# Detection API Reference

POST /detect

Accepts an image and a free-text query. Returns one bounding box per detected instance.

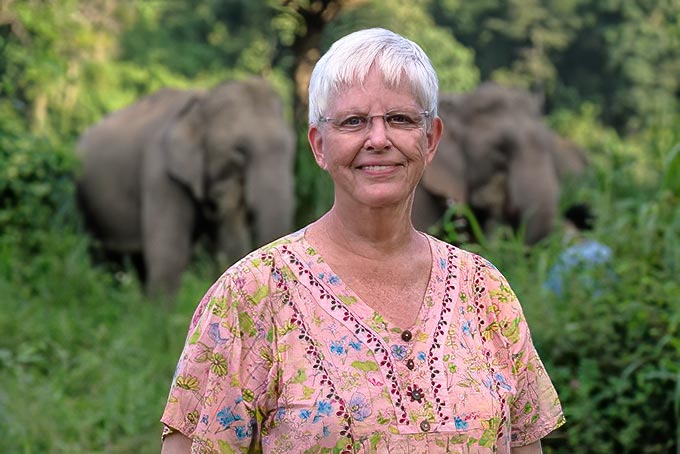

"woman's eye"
[342,116,365,127]
[387,114,413,125]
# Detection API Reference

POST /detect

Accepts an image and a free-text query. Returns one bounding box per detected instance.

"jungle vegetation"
[1,0,679,452]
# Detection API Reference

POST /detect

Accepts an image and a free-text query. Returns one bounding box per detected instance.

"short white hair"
[308,28,439,126]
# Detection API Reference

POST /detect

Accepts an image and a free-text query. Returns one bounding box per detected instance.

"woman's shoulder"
[187,230,307,329]
[422,233,499,271]
[224,228,307,274]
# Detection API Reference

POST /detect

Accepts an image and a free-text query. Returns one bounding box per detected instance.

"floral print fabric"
[161,228,565,453]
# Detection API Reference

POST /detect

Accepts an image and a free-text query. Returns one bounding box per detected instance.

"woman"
[161,28,565,454]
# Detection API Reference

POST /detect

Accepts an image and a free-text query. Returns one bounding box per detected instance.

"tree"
[430,0,680,133]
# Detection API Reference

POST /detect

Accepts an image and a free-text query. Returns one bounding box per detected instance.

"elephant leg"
[142,179,197,299]
[215,203,252,267]
[207,177,254,266]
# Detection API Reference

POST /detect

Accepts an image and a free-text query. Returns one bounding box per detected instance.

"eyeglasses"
[319,110,431,133]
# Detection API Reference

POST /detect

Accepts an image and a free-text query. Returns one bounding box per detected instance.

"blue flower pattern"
[330,336,347,355]
[312,399,333,423]
[454,416,469,430]
[234,422,253,439]
[349,340,361,351]
[349,392,372,421]
[217,406,242,429]
[391,344,407,360]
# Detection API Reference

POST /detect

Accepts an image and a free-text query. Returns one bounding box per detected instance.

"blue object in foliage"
[545,240,613,297]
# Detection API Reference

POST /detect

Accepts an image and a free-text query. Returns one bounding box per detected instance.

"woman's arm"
[511,440,543,454]
[161,432,192,454]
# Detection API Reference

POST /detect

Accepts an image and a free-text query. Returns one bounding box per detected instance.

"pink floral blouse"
[161,229,565,453]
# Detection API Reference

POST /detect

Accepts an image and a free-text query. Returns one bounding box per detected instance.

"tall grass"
[0,229,216,453]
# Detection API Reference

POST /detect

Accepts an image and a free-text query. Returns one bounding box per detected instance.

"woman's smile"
[309,67,440,209]
[355,162,403,173]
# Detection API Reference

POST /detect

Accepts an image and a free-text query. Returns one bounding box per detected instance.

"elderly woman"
[161,28,564,454]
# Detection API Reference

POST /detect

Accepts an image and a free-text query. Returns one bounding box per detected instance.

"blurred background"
[0,0,678,452]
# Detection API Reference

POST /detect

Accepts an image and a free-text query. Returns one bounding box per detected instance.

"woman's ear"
[425,116,444,165]
[308,125,328,170]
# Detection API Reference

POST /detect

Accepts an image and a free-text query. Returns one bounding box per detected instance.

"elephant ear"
[550,134,588,181]
[421,148,467,203]
[163,95,207,201]
[421,98,467,203]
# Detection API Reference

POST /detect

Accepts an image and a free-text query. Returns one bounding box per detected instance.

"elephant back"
[76,88,199,160]
[201,78,286,126]
[456,82,543,120]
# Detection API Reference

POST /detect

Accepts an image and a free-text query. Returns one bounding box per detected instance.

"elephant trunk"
[506,148,560,245]
[208,176,253,265]
[244,134,296,247]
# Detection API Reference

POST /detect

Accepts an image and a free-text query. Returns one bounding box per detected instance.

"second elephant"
[76,78,296,296]
[413,82,587,245]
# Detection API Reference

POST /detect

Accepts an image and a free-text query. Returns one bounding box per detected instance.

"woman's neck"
[311,204,421,261]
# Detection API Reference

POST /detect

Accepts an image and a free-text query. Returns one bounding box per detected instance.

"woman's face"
[308,67,442,211]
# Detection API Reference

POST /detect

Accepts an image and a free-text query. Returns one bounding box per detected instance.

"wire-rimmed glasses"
[319,110,431,133]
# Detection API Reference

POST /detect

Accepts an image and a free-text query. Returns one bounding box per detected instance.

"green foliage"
[0,132,78,242]
[120,1,278,78]
[431,0,680,133]
[1,0,129,137]
[0,0,679,451]
[0,229,209,453]
[663,142,680,197]
[442,115,680,452]
[325,0,480,94]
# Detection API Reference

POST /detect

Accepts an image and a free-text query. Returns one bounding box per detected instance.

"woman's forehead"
[326,72,419,111]
[336,65,414,93]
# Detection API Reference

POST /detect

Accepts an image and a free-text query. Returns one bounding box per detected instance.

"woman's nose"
[364,116,391,151]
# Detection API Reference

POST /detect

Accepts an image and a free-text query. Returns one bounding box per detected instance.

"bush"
[439,117,680,452]
[0,132,79,242]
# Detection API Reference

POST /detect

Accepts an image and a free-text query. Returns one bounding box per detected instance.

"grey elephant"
[413,82,587,245]
[76,78,296,296]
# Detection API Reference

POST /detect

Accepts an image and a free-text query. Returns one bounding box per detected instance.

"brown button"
[406,359,415,370]
[401,330,413,342]
[419,420,431,432]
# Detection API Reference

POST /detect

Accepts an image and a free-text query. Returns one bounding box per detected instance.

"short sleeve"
[161,255,278,452]
[480,258,566,446]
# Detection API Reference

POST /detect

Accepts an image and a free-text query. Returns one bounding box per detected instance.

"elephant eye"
[495,137,514,156]
[231,143,248,167]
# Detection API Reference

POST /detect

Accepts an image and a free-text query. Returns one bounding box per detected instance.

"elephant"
[413,82,588,245]
[76,77,296,296]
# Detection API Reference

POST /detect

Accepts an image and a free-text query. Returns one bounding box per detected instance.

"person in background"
[160,27,565,454]
[545,203,614,297]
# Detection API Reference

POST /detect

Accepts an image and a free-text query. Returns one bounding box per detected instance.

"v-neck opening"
[298,226,444,335]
